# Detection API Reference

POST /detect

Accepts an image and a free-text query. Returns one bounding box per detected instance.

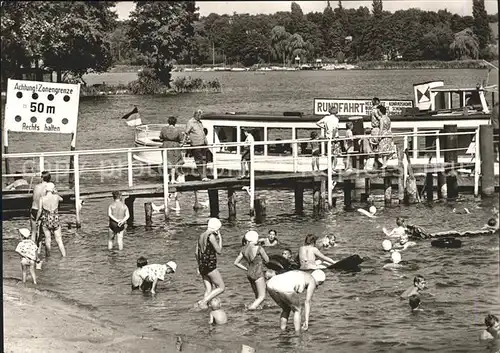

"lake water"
[2,69,499,352]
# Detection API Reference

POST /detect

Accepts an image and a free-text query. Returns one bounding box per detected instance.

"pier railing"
[2,129,483,219]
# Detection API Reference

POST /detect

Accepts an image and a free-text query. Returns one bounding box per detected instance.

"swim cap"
[369,206,376,215]
[207,218,221,231]
[311,270,326,285]
[244,230,259,243]
[391,251,402,264]
[166,261,177,273]
[18,228,31,238]
[382,239,392,251]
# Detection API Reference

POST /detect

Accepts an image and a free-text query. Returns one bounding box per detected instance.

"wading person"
[298,234,336,270]
[195,218,225,309]
[15,228,41,284]
[137,261,177,295]
[266,269,326,333]
[108,191,130,251]
[234,230,270,310]
[36,182,66,257]
[184,109,209,181]
[160,116,184,183]
[30,171,51,242]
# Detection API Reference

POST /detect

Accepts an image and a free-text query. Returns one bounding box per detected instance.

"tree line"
[1,1,497,89]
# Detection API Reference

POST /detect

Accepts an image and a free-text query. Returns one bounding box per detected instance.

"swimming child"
[383,251,403,270]
[409,294,423,311]
[480,314,500,341]
[401,275,426,298]
[131,256,148,290]
[15,228,41,284]
[209,297,228,325]
[393,233,417,251]
[383,217,407,238]
[259,229,279,247]
[298,234,336,270]
[282,248,300,270]
[138,261,177,294]
[108,191,130,250]
[310,131,320,171]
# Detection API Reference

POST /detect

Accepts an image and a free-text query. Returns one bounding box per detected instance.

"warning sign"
[4,79,80,134]
[313,98,414,116]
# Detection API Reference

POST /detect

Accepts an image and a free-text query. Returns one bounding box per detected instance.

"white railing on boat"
[2,130,482,221]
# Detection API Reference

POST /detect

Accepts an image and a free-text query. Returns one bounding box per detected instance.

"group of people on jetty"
[12,169,499,345]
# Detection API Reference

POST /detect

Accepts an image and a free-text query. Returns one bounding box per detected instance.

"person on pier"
[159,116,185,184]
[317,106,340,171]
[234,231,270,310]
[30,171,51,242]
[36,182,66,257]
[370,97,382,128]
[238,128,254,179]
[107,191,130,251]
[195,218,225,309]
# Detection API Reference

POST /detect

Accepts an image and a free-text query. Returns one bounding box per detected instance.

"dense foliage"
[112,0,497,66]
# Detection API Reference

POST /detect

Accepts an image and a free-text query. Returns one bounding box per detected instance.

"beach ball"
[382,239,392,251]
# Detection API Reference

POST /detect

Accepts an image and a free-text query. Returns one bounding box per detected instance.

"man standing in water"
[30,171,51,242]
[184,109,209,181]
[108,191,130,251]
[266,269,326,333]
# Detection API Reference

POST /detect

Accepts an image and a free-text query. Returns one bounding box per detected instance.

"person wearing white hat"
[383,250,403,270]
[266,269,326,332]
[195,218,225,309]
[15,228,41,284]
[234,230,270,310]
[36,181,65,257]
[138,261,177,294]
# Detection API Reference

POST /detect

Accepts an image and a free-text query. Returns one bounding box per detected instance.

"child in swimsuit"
[131,256,148,290]
[234,230,270,310]
[383,217,407,238]
[298,234,336,270]
[15,228,41,284]
[259,229,279,247]
[401,275,426,298]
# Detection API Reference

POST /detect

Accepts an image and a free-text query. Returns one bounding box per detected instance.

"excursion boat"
[133,81,499,175]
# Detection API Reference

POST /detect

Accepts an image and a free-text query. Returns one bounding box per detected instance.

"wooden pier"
[2,125,498,226]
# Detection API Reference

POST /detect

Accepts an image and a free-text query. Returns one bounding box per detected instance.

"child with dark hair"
[260,229,279,247]
[310,131,320,171]
[408,294,422,311]
[131,256,148,290]
[108,191,130,251]
[481,314,500,341]
[298,234,336,270]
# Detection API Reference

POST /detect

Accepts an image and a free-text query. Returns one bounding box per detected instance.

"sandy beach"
[3,281,228,353]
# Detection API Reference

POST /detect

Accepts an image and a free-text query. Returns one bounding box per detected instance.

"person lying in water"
[320,234,337,249]
[401,275,426,299]
[298,234,336,270]
[282,248,300,270]
[393,234,417,251]
[266,268,326,333]
[482,207,499,231]
[383,251,403,270]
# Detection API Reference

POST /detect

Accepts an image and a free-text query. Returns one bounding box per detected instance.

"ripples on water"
[2,70,499,352]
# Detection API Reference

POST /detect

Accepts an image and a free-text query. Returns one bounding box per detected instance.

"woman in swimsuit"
[298,234,335,270]
[36,182,66,257]
[234,230,270,310]
[195,218,225,309]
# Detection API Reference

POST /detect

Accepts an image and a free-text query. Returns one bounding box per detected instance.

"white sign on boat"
[313,98,414,116]
[4,79,80,134]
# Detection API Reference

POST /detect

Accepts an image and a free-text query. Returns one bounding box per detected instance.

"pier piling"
[294,183,304,215]
[228,188,237,221]
[144,202,153,229]
[444,125,459,201]
[313,181,325,217]
[193,191,203,211]
[343,180,354,211]
[208,189,220,218]
[125,196,135,227]
[254,198,267,224]
[479,125,495,196]
[361,178,371,203]
[437,172,446,199]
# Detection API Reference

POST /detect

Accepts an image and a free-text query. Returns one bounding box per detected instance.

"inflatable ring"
[266,254,292,272]
[431,237,462,248]
[328,254,364,271]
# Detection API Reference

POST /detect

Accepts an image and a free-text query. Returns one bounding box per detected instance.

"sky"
[114,1,498,20]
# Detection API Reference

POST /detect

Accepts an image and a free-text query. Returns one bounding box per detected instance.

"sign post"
[4,78,81,182]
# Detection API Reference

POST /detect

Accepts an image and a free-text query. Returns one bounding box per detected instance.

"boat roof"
[431,86,486,92]
[201,112,320,122]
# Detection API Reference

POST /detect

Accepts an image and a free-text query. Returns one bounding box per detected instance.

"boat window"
[214,126,237,153]
[241,127,264,155]
[267,128,293,155]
